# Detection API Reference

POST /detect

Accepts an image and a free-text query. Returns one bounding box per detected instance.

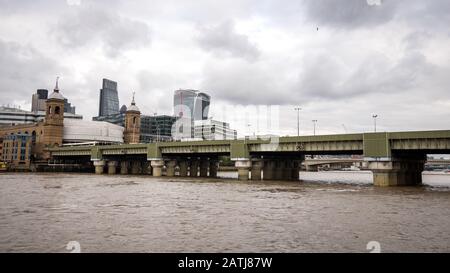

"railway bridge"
[49,130,450,186]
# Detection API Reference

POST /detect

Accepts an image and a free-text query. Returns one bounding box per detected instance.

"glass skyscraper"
[173,89,210,121]
[173,89,211,139]
[98,79,119,117]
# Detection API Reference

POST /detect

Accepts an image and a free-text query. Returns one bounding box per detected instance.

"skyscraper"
[173,89,211,139]
[173,89,210,121]
[31,89,48,112]
[98,79,119,117]
[31,89,77,114]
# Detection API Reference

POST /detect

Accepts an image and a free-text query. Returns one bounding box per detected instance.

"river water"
[0,171,449,253]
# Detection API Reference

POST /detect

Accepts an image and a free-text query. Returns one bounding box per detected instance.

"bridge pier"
[263,160,275,180]
[179,160,188,176]
[367,156,425,186]
[235,159,251,181]
[166,160,177,177]
[283,160,293,180]
[200,159,209,177]
[291,160,300,181]
[131,161,141,175]
[209,159,218,177]
[274,160,284,180]
[150,159,164,177]
[251,158,263,180]
[190,159,199,177]
[107,161,117,175]
[120,161,129,175]
[142,161,152,175]
[93,160,105,174]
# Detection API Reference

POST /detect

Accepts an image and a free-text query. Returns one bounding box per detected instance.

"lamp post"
[312,120,318,136]
[372,114,378,132]
[294,107,302,136]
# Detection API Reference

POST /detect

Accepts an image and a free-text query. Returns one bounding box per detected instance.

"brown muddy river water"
[0,171,449,252]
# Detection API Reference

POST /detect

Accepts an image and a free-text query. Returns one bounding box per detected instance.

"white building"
[0,106,82,127]
[63,119,124,144]
[193,119,237,140]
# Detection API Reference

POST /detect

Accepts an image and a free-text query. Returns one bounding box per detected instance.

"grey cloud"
[200,59,293,105]
[53,5,151,57]
[297,49,437,101]
[0,39,64,104]
[301,0,398,28]
[197,21,260,62]
[301,0,450,30]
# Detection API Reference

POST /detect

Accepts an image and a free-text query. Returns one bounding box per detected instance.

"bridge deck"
[49,130,450,159]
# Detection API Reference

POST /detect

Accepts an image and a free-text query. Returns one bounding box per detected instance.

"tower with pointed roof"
[123,92,141,144]
[42,77,65,148]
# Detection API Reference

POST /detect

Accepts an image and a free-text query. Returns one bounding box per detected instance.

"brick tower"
[123,92,141,144]
[42,77,65,148]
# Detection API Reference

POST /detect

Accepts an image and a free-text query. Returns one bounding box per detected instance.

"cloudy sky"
[0,0,449,136]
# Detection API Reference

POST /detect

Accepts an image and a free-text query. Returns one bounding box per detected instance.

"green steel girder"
[147,143,162,159]
[230,141,249,159]
[47,130,450,160]
[91,147,102,160]
[363,133,391,158]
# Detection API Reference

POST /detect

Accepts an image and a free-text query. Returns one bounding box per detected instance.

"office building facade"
[31,89,48,112]
[0,106,82,128]
[173,89,210,121]
[98,79,120,117]
[93,113,176,143]
[32,89,77,114]
[193,119,237,140]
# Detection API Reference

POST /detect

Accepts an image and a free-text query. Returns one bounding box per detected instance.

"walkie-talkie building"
[98,79,120,117]
[173,89,210,121]
[173,89,211,139]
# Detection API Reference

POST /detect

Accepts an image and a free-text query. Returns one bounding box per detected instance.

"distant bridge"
[49,130,450,186]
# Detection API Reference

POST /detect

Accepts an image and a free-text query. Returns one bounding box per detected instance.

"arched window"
[133,116,137,124]
[48,106,52,114]
[55,106,60,115]
[32,131,37,144]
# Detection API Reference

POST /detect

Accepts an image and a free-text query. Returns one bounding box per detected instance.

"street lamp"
[372,114,378,132]
[312,120,318,136]
[294,107,302,136]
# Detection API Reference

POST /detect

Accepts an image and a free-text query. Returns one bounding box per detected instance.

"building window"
[55,106,60,115]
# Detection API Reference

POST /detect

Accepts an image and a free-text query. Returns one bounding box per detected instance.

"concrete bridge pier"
[235,159,251,181]
[209,159,218,178]
[251,158,264,180]
[178,160,188,176]
[166,160,177,177]
[150,159,164,177]
[367,156,425,186]
[283,160,293,180]
[142,161,152,175]
[120,161,129,175]
[190,159,199,177]
[200,159,209,177]
[107,161,118,175]
[93,160,105,174]
[263,160,276,180]
[291,160,301,181]
[131,161,141,174]
[274,160,284,180]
